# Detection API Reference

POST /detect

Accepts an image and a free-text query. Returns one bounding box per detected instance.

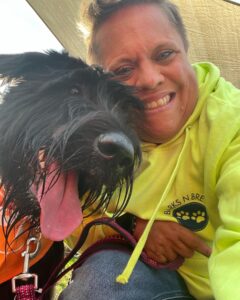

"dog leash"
[11,218,184,299]
[39,217,184,298]
[11,237,42,300]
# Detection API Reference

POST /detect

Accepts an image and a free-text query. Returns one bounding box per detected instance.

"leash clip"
[12,237,40,293]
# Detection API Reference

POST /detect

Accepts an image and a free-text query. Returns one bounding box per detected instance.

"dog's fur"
[0,51,143,299]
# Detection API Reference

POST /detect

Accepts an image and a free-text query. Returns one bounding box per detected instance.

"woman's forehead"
[93,4,184,65]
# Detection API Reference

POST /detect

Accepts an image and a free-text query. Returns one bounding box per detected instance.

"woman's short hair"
[79,0,189,62]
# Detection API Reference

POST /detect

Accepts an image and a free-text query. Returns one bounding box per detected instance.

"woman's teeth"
[144,94,171,109]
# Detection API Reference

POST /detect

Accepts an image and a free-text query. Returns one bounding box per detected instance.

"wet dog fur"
[0,51,143,299]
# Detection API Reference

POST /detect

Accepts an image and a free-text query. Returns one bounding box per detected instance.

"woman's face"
[93,4,198,143]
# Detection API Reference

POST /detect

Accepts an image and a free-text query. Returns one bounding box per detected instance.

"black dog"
[0,51,143,299]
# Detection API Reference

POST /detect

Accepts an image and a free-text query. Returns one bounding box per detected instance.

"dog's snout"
[95,132,135,166]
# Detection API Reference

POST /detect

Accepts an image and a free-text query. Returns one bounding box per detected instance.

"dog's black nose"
[95,132,135,167]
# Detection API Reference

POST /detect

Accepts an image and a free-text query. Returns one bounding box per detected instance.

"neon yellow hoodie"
[68,62,240,300]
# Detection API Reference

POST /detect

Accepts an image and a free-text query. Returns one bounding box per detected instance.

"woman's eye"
[155,50,174,62]
[112,65,133,79]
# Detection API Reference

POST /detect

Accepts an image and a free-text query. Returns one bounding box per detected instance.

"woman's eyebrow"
[152,42,176,51]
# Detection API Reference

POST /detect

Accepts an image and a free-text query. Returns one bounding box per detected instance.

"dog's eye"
[70,88,79,95]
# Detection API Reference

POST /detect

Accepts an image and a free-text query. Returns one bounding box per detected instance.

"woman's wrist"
[133,217,147,240]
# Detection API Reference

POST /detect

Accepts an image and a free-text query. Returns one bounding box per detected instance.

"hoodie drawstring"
[116,127,191,284]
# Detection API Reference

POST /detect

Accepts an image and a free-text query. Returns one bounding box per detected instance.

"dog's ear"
[0,52,50,80]
[0,50,88,81]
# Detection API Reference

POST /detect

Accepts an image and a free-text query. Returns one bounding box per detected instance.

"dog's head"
[0,51,143,241]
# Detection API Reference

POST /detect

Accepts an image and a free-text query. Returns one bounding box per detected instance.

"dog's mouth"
[35,162,83,241]
[33,131,140,241]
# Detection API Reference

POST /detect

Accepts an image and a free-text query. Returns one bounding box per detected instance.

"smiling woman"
[57,1,240,300]
[90,3,198,144]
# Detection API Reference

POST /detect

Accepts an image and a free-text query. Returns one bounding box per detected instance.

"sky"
[0,0,63,54]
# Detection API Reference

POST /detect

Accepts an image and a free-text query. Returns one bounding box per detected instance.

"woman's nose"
[135,62,164,90]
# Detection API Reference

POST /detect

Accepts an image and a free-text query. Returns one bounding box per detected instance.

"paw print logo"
[173,203,208,231]
[175,211,190,221]
[191,211,206,223]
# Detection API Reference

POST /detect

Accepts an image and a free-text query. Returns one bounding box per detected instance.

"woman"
[60,0,240,299]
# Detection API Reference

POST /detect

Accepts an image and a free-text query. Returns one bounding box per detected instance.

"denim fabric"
[58,250,195,300]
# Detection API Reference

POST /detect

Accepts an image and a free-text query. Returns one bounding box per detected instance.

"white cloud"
[0,0,63,54]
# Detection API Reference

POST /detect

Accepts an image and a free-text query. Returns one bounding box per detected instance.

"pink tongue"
[37,163,83,241]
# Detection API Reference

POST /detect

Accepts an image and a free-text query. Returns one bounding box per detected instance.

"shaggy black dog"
[0,51,143,299]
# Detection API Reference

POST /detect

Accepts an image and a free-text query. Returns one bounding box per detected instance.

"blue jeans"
[59,250,195,300]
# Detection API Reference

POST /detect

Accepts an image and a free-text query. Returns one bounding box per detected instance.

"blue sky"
[0,0,63,54]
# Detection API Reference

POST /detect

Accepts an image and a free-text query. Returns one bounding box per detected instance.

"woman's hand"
[134,218,212,263]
